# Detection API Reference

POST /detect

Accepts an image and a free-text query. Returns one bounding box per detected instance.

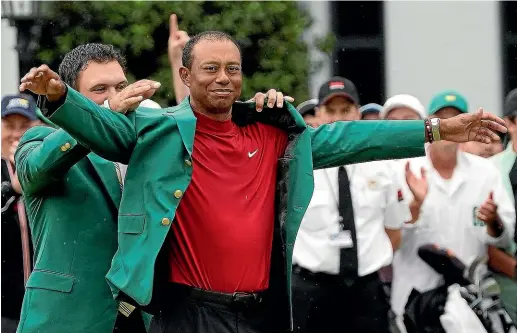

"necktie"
[338,166,358,278]
[510,158,517,254]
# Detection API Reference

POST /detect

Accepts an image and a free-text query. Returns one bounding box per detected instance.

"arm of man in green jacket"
[309,120,425,169]
[15,126,91,195]
[39,85,137,164]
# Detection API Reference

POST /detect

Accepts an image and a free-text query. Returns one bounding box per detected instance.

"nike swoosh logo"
[248,149,258,158]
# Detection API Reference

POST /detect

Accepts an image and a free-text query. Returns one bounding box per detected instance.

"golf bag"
[403,244,516,333]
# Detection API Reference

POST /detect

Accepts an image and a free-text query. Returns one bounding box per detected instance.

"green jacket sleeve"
[15,126,90,195]
[45,86,137,164]
[310,120,426,169]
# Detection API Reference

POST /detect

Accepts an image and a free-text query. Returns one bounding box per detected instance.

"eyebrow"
[89,80,128,91]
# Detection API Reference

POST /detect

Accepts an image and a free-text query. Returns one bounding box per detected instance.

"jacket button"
[64,142,71,149]
[174,190,183,199]
[184,159,192,167]
[161,218,170,226]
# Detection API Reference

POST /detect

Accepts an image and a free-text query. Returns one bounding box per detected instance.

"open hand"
[250,89,294,112]
[405,161,428,203]
[440,108,507,144]
[168,14,190,62]
[108,80,161,113]
[19,65,66,101]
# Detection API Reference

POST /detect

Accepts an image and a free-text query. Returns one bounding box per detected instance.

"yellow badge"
[445,95,456,102]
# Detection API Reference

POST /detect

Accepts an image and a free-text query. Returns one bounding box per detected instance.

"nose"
[106,87,118,100]
[215,69,230,85]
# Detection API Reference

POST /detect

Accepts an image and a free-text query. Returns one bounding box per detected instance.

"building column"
[384,1,502,114]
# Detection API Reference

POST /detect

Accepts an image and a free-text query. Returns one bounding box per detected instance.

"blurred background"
[1,1,517,114]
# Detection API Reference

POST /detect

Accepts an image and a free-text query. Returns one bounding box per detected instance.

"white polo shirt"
[390,151,516,316]
[293,160,406,277]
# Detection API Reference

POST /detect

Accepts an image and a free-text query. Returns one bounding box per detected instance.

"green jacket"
[14,126,122,333]
[45,86,426,330]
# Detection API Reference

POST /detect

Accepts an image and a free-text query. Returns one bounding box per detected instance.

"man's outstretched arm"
[310,109,507,170]
[19,65,159,164]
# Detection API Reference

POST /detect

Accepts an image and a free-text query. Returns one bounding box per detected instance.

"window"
[501,1,517,95]
[330,1,385,104]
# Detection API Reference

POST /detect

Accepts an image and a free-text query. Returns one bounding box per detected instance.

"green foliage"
[36,1,321,106]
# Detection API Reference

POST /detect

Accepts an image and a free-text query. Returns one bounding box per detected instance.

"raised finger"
[481,201,497,212]
[276,92,284,108]
[129,85,153,98]
[254,93,266,111]
[266,89,277,108]
[170,14,178,36]
[284,96,295,103]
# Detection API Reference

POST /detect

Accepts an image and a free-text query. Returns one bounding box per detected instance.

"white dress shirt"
[293,160,406,277]
[390,151,516,316]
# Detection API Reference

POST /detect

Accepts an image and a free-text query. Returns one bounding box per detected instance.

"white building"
[304,1,516,116]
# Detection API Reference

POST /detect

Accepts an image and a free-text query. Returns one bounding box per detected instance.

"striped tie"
[113,163,123,191]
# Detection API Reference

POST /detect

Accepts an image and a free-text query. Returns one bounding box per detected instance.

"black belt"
[170,283,266,308]
[293,265,378,286]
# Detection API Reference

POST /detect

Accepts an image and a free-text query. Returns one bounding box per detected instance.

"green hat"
[428,90,468,115]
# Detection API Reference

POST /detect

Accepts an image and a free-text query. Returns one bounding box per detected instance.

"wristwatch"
[430,118,441,142]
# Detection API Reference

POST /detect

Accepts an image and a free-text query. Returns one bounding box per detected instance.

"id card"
[329,230,354,248]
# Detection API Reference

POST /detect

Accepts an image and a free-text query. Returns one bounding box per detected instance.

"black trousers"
[148,285,276,333]
[292,267,390,333]
[113,308,148,333]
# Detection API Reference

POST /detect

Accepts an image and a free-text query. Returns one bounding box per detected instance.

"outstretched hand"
[19,65,66,101]
[440,108,507,144]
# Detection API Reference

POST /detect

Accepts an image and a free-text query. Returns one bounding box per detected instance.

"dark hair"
[58,43,127,89]
[182,31,241,69]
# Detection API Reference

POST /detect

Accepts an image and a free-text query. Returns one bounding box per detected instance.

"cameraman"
[1,94,39,333]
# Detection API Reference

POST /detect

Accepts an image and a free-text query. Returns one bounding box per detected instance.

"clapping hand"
[405,161,428,224]
[405,161,428,203]
[476,192,498,225]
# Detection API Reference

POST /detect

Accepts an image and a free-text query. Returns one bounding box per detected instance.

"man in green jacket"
[20,31,507,333]
[13,43,162,333]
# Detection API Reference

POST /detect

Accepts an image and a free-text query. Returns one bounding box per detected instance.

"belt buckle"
[232,292,261,306]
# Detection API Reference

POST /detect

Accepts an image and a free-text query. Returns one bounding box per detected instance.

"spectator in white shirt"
[292,77,406,333]
[389,91,515,324]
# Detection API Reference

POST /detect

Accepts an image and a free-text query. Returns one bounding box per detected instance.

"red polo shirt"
[169,111,288,293]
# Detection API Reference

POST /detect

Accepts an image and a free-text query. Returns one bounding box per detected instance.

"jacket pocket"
[26,269,74,293]
[118,214,145,234]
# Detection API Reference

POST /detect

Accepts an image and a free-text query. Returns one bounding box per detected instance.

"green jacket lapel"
[87,154,122,209]
[164,98,196,157]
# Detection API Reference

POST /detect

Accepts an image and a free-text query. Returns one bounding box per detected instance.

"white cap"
[380,94,425,119]
[139,99,161,109]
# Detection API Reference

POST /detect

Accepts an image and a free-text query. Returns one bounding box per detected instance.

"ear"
[179,66,191,88]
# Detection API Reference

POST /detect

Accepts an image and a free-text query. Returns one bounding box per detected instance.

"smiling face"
[76,60,128,105]
[180,39,242,114]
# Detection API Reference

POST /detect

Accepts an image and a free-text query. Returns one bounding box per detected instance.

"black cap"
[2,94,38,120]
[504,88,517,118]
[318,76,359,106]
[296,99,318,117]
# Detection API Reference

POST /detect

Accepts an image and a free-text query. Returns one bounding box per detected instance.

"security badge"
[329,216,354,248]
